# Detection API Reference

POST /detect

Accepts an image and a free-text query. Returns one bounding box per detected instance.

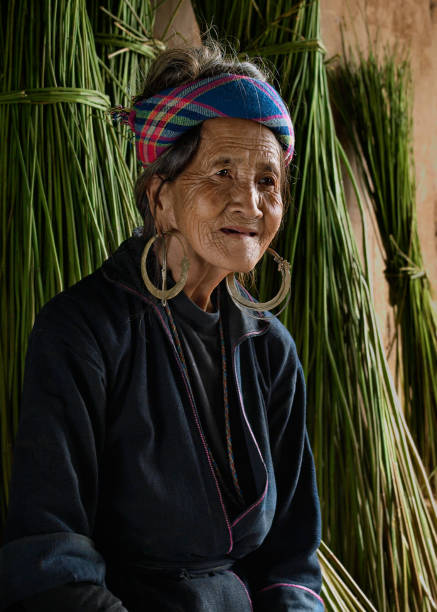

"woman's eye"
[259,176,276,187]
[216,168,231,177]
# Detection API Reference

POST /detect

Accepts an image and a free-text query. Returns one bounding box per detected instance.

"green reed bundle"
[0,0,158,523]
[193,1,437,609]
[330,46,437,490]
[88,0,163,176]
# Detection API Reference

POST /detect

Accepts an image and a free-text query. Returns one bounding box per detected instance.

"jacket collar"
[102,234,270,340]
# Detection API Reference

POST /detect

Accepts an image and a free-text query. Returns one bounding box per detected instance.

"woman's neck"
[154,240,229,312]
[182,268,226,312]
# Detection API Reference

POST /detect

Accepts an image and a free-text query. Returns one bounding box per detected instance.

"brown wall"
[154,0,201,47]
[321,0,437,357]
[154,1,437,360]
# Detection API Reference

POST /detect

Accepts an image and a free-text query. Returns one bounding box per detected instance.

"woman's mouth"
[220,226,257,237]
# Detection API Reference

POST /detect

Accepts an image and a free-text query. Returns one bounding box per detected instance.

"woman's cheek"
[179,181,223,214]
[263,193,283,220]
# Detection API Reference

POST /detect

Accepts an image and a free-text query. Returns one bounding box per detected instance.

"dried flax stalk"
[0,0,158,522]
[330,46,437,491]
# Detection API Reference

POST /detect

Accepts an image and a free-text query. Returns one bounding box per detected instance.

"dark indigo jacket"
[0,236,323,611]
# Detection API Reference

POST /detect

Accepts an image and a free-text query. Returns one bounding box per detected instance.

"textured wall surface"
[322,0,437,355]
[154,0,201,47]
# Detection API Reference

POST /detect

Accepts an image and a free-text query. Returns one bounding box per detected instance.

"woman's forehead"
[197,118,282,166]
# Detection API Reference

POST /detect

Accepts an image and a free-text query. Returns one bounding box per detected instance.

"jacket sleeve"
[20,582,126,611]
[236,334,324,611]
[0,297,127,611]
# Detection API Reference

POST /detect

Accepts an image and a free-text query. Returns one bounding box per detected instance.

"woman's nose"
[227,182,263,218]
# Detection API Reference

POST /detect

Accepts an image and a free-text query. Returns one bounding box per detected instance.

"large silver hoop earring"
[141,231,190,306]
[226,248,291,319]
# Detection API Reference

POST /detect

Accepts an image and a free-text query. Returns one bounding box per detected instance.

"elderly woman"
[0,45,323,611]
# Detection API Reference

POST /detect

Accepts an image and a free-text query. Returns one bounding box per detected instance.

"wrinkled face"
[155,117,284,275]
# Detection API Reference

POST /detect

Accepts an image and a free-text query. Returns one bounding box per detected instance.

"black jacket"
[0,236,323,611]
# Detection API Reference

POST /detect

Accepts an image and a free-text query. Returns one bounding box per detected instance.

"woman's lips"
[220,226,257,237]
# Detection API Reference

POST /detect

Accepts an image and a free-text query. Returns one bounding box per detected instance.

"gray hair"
[134,41,288,241]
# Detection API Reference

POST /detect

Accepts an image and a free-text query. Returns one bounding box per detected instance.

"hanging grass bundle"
[193,1,437,609]
[329,44,437,490]
[319,542,377,612]
[0,0,159,523]
[88,0,163,176]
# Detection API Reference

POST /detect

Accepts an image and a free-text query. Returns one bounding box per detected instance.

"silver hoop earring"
[141,231,190,306]
[226,248,291,319]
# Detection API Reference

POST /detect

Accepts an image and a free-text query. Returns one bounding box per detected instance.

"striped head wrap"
[112,73,294,167]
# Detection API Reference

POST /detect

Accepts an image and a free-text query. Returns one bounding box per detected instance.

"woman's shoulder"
[30,237,150,360]
[242,313,302,386]
[35,236,148,329]
[35,268,119,331]
[27,271,120,372]
[229,279,299,362]
[264,315,299,363]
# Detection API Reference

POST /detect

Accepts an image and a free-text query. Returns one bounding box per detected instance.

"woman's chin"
[192,248,261,276]
[214,249,262,275]
[221,261,257,275]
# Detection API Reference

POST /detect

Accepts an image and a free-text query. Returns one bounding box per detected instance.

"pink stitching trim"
[259,583,324,606]
[231,329,269,527]
[103,274,234,553]
[228,571,253,611]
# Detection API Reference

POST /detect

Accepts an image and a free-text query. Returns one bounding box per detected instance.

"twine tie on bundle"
[384,235,428,306]
[0,88,110,110]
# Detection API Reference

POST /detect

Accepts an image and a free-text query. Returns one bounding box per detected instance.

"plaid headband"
[113,73,294,167]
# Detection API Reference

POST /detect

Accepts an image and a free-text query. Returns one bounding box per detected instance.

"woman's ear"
[145,175,165,219]
[145,174,175,233]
